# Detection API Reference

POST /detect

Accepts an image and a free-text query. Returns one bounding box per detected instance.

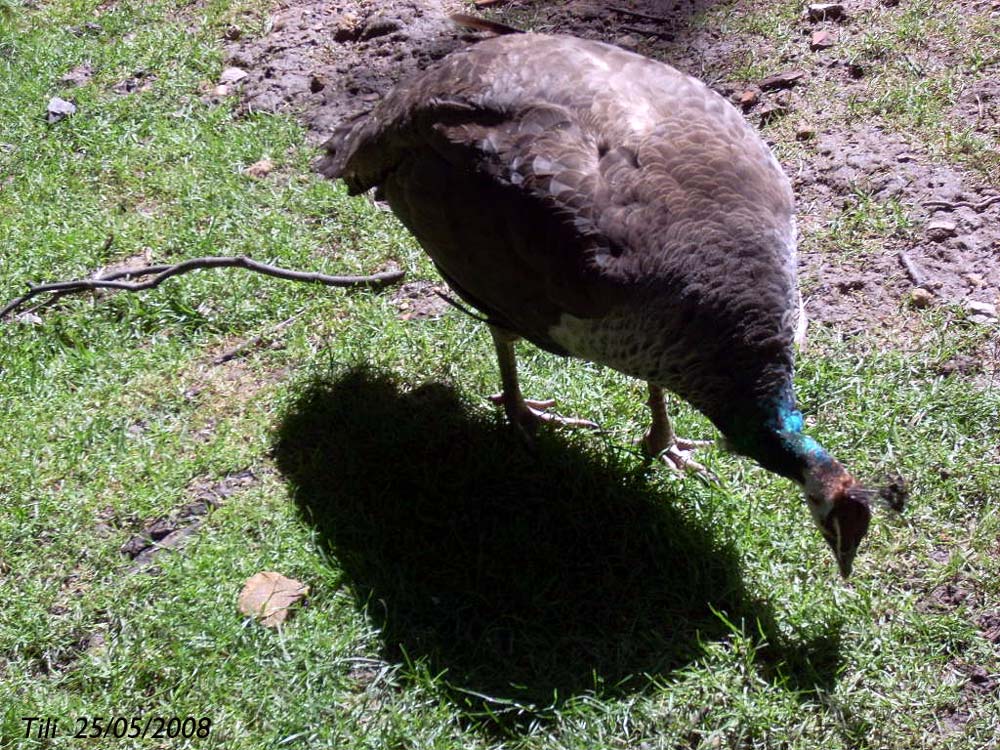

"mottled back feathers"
[320,33,801,436]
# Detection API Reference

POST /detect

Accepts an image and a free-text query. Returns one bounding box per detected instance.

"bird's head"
[801,454,907,578]
[803,472,872,578]
[722,401,906,578]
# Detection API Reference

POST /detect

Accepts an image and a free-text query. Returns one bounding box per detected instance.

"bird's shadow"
[273,366,843,720]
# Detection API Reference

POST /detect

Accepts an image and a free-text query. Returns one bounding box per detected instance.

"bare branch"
[622,24,674,40]
[609,6,674,23]
[924,194,1000,212]
[2,255,405,321]
[212,312,306,365]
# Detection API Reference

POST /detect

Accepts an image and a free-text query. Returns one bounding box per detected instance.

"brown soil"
[392,280,451,320]
[120,468,258,572]
[224,0,1000,346]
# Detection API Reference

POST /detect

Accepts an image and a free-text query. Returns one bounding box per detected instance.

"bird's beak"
[822,499,869,579]
[836,544,858,579]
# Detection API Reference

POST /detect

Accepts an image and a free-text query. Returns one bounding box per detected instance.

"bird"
[318,24,903,577]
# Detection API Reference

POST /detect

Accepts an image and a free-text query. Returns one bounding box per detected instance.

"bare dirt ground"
[222,0,1000,348]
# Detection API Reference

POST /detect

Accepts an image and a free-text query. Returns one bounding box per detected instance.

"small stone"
[836,277,865,293]
[223,25,242,41]
[738,89,760,109]
[807,3,846,21]
[212,84,230,97]
[333,22,359,42]
[244,158,273,178]
[759,69,806,91]
[965,300,997,318]
[614,34,639,49]
[219,66,247,84]
[759,102,789,125]
[795,124,816,140]
[361,16,401,40]
[965,273,985,287]
[46,97,76,123]
[926,219,958,241]
[909,288,934,308]
[896,152,915,162]
[810,30,835,50]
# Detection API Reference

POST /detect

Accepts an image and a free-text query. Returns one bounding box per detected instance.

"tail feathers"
[449,13,523,35]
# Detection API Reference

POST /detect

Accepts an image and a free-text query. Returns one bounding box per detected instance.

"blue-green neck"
[726,391,837,484]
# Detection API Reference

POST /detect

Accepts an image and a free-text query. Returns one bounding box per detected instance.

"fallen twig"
[622,25,675,40]
[212,312,306,365]
[898,250,928,288]
[610,5,674,23]
[1,255,405,321]
[924,194,1000,212]
[473,0,512,8]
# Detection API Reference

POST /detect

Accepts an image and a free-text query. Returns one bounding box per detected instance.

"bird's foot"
[488,392,599,433]
[643,434,717,482]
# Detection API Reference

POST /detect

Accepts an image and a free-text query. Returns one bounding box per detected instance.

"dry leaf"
[237,571,308,627]
[60,63,93,87]
[244,158,274,178]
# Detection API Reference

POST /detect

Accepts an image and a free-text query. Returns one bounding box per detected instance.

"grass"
[1,1,999,749]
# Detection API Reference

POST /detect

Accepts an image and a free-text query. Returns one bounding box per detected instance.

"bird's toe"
[658,445,719,483]
[488,392,599,433]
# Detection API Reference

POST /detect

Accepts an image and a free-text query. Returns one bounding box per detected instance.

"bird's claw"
[488,393,599,432]
[655,444,718,483]
[643,434,718,482]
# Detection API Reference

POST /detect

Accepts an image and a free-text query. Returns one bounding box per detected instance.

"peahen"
[319,27,902,577]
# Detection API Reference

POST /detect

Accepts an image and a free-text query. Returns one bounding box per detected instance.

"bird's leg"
[643,383,715,479]
[487,326,598,438]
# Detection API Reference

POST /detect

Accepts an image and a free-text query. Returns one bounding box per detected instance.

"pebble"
[219,66,248,84]
[926,219,957,241]
[46,96,76,123]
[739,89,760,109]
[965,300,997,318]
[810,30,835,50]
[759,70,806,91]
[796,125,817,140]
[909,288,934,308]
[807,3,846,21]
[361,16,402,40]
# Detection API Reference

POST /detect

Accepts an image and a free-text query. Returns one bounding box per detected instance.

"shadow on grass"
[274,366,843,719]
